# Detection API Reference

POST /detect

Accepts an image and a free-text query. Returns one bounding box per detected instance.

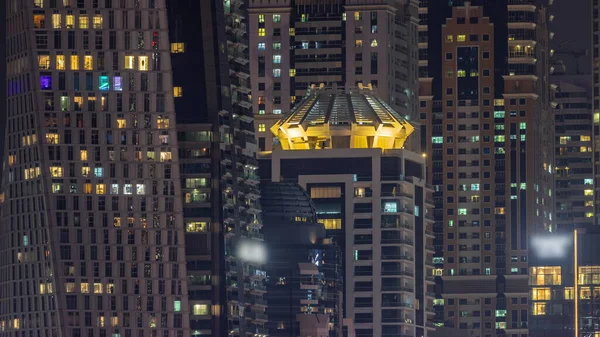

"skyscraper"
[418,1,555,335]
[248,0,420,152]
[2,1,190,336]
[260,86,434,337]
[593,0,600,226]
[551,74,594,231]
[166,0,267,336]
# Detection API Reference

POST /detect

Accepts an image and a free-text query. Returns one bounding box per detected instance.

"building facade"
[418,1,555,336]
[551,75,594,231]
[593,0,600,226]
[528,228,600,337]
[247,0,420,152]
[261,182,343,337]
[2,0,191,336]
[260,87,435,337]
[166,0,267,336]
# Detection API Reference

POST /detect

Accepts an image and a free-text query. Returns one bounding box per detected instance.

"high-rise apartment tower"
[2,1,191,337]
[418,1,555,336]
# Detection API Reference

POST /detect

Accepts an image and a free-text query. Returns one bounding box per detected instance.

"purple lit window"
[113,76,123,91]
[40,75,52,90]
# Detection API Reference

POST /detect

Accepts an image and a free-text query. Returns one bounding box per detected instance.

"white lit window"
[124,184,133,195]
[273,109,282,115]
[273,55,282,64]
[257,42,266,50]
[383,202,397,213]
[273,69,281,77]
[192,304,210,316]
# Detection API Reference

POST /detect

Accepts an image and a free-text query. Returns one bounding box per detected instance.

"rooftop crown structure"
[271,85,416,150]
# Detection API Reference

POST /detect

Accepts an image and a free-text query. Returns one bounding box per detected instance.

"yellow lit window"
[65,282,75,293]
[56,55,66,70]
[93,283,103,294]
[581,146,590,152]
[81,166,90,177]
[290,95,297,103]
[531,287,551,300]
[50,166,63,177]
[564,287,574,300]
[582,135,591,141]
[354,12,362,21]
[192,304,210,316]
[13,318,20,330]
[38,55,50,69]
[81,283,90,293]
[258,14,265,23]
[96,184,105,195]
[457,69,466,77]
[80,150,88,160]
[66,15,74,28]
[580,286,592,299]
[8,155,15,166]
[124,56,135,69]
[578,266,600,285]
[186,222,209,232]
[532,302,546,315]
[34,14,45,28]
[93,15,103,29]
[446,35,453,43]
[355,40,363,47]
[70,55,79,70]
[157,117,170,129]
[171,43,185,53]
[370,39,378,47]
[160,152,172,162]
[113,217,121,227]
[585,189,593,196]
[289,69,296,77]
[529,266,561,285]
[318,218,342,230]
[84,55,93,70]
[46,133,60,144]
[111,316,119,327]
[138,56,149,71]
[258,124,266,132]
[494,207,505,215]
[289,28,295,36]
[79,16,89,29]
[258,28,266,36]
[117,118,126,128]
[174,87,183,97]
[34,0,43,7]
[310,187,342,198]
[97,315,105,327]
[53,14,62,28]
[457,35,466,42]
[83,183,92,194]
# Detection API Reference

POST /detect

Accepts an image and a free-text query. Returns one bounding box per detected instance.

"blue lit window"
[94,167,103,178]
[113,76,123,91]
[40,75,52,90]
[99,76,110,91]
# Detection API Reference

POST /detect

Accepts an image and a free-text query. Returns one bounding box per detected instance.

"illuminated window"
[46,133,60,144]
[355,40,363,47]
[273,109,282,115]
[457,69,466,77]
[80,150,88,161]
[70,55,79,70]
[495,322,507,329]
[458,208,467,215]
[457,35,466,42]
[258,124,266,132]
[138,56,149,71]
[79,16,89,29]
[494,135,505,142]
[495,310,506,317]
[586,212,594,218]
[257,42,265,50]
[311,187,342,198]
[113,76,123,91]
[33,14,45,28]
[289,28,295,36]
[273,55,282,64]
[446,35,453,43]
[582,135,591,141]
[192,304,210,316]
[34,0,44,7]
[258,28,266,36]
[113,217,121,227]
[301,14,308,22]
[96,184,105,195]
[532,302,546,315]
[258,109,265,115]
[157,117,169,129]
[585,189,593,196]
[13,318,20,329]
[471,183,480,191]
[186,222,209,232]
[170,43,185,53]
[53,14,62,28]
[174,87,183,97]
[81,166,90,177]
[520,122,526,129]
[160,151,172,162]
[318,219,342,230]
[273,14,281,22]
[84,55,93,70]
[174,300,182,312]
[66,14,74,28]
[258,14,265,23]
[531,287,551,300]
[383,202,397,213]
[495,207,505,215]
[8,155,15,166]
[124,56,135,69]
[50,166,63,177]
[93,14,103,29]
[354,12,362,21]
[578,266,600,285]
[564,287,574,300]
[273,42,281,50]
[38,55,50,70]
[370,39,378,47]
[55,55,65,70]
[94,167,103,178]
[289,69,296,77]
[273,69,281,77]
[529,266,561,285]
[559,136,570,144]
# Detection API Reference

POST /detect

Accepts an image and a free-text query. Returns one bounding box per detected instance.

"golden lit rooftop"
[271,84,415,150]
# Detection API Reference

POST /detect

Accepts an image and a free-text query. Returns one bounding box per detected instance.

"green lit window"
[432,136,443,144]
[447,220,454,227]
[458,208,467,215]
[520,183,526,190]
[273,14,281,22]
[495,124,505,130]
[494,111,505,118]
[520,134,526,141]
[519,122,526,129]
[174,300,181,312]
[494,135,505,142]
[495,310,506,317]
[471,136,480,142]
